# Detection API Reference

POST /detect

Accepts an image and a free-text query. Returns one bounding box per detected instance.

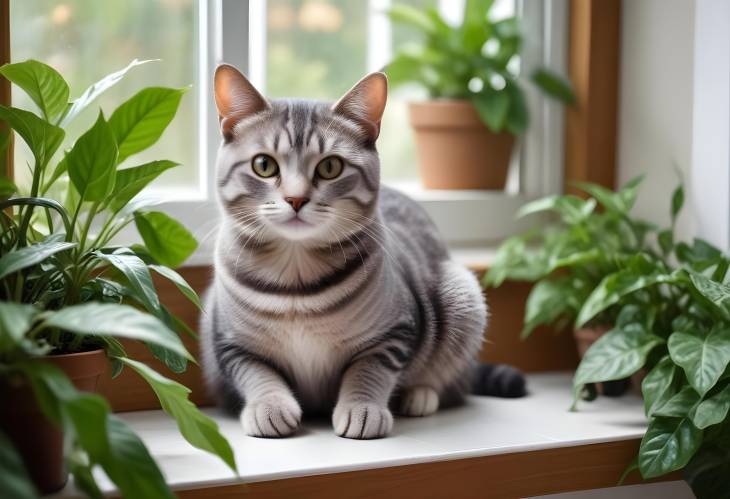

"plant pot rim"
[43,348,106,360]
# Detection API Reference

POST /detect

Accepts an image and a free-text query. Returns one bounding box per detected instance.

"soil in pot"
[573,326,632,397]
[408,100,515,190]
[0,349,107,494]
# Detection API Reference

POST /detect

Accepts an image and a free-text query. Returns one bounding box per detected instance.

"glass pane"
[9,0,198,191]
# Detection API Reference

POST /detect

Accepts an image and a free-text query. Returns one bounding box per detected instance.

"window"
[9,0,569,263]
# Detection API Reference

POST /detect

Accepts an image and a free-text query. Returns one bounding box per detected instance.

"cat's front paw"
[241,394,302,438]
[333,401,393,439]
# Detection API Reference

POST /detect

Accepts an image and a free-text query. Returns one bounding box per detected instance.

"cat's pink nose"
[285,197,309,212]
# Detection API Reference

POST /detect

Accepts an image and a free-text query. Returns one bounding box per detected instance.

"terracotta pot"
[408,100,515,190]
[0,349,107,494]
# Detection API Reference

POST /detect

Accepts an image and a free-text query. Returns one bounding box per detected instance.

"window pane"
[9,0,198,191]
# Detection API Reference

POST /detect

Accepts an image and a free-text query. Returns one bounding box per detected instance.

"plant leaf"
[66,111,118,202]
[671,184,684,224]
[0,302,38,354]
[386,4,438,34]
[0,428,39,499]
[687,272,730,319]
[0,59,69,122]
[109,87,187,163]
[521,278,572,339]
[473,89,510,132]
[0,175,16,200]
[668,326,730,396]
[108,160,178,212]
[462,0,494,51]
[42,302,192,360]
[120,358,237,472]
[639,416,702,479]
[693,382,730,430]
[0,105,64,169]
[150,264,203,310]
[134,211,198,268]
[94,250,161,315]
[505,83,528,134]
[531,68,575,104]
[642,357,678,417]
[0,240,76,280]
[653,386,701,418]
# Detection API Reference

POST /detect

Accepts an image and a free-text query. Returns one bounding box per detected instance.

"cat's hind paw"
[241,394,302,438]
[398,386,439,417]
[333,401,393,439]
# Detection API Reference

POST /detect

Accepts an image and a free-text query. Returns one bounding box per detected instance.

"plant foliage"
[0,59,236,498]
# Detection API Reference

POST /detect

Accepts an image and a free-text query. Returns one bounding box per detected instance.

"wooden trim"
[174,440,677,499]
[0,0,12,179]
[564,0,621,193]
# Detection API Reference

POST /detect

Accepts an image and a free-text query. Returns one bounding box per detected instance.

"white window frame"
[162,0,569,264]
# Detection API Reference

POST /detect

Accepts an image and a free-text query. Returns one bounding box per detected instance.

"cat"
[200,64,526,440]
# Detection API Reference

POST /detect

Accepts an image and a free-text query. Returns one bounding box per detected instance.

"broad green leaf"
[120,358,237,472]
[0,60,69,121]
[0,240,75,280]
[518,194,596,225]
[0,105,64,169]
[482,235,545,286]
[94,250,161,315]
[99,415,176,499]
[66,111,118,202]
[642,357,678,417]
[0,429,38,499]
[473,89,509,132]
[134,211,198,268]
[0,302,38,353]
[42,303,192,360]
[387,4,438,34]
[386,52,426,88]
[505,83,528,134]
[671,184,684,223]
[109,87,187,163]
[653,387,701,418]
[678,239,723,271]
[693,383,730,429]
[69,458,103,499]
[531,68,575,104]
[658,229,673,255]
[639,416,702,478]
[61,59,155,127]
[688,272,730,318]
[108,160,178,212]
[150,264,202,310]
[521,278,572,339]
[462,0,494,51]
[43,154,68,194]
[684,444,730,499]
[0,175,16,199]
[668,326,730,396]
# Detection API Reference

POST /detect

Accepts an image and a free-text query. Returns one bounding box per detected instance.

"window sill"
[54,373,649,497]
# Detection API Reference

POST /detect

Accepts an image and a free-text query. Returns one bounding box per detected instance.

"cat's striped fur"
[201,65,525,439]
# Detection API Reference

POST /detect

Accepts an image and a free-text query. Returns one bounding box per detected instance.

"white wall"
[617,0,696,241]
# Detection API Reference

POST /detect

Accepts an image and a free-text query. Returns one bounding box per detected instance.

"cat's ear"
[332,72,388,141]
[214,63,270,139]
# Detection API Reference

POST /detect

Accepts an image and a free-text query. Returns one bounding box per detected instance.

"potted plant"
[569,187,730,498]
[0,59,236,497]
[386,0,575,190]
[483,177,656,395]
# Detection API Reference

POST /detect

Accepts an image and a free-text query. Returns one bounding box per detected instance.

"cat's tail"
[471,362,527,398]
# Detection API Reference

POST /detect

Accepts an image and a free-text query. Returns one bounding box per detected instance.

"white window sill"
[53,372,646,496]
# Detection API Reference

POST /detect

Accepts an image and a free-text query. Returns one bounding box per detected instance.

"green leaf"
[387,4,438,34]
[0,429,38,499]
[42,303,192,360]
[658,229,673,255]
[0,240,75,280]
[61,59,155,127]
[109,87,187,163]
[94,250,161,315]
[0,105,64,169]
[671,184,684,224]
[134,211,198,268]
[0,302,38,353]
[0,60,69,122]
[517,194,596,225]
[677,239,723,271]
[0,175,17,199]
[100,415,176,499]
[521,278,572,339]
[150,264,202,310]
[531,68,575,104]
[687,272,730,319]
[462,0,493,51]
[66,111,118,202]
[505,83,528,134]
[653,387,701,418]
[120,358,237,472]
[108,160,178,212]
[684,444,730,499]
[693,382,730,429]
[639,416,702,479]
[668,326,730,396]
[473,89,509,132]
[642,357,678,417]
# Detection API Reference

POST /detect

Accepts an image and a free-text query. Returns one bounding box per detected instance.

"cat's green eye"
[252,154,279,178]
[316,157,344,180]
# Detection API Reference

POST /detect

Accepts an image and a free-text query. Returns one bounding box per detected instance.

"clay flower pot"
[0,349,107,494]
[573,325,633,397]
[408,100,515,190]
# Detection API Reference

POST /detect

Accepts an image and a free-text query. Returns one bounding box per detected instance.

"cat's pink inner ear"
[214,64,269,138]
[332,72,388,140]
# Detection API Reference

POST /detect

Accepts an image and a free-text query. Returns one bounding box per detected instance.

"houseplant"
[386,0,575,190]
[483,176,655,395]
[0,59,236,498]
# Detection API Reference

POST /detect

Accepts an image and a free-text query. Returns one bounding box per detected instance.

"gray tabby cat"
[201,64,526,440]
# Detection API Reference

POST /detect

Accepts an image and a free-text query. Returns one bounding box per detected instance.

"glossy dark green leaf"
[42,303,192,360]
[0,105,64,169]
[0,240,75,280]
[677,239,723,271]
[66,111,118,202]
[94,250,161,315]
[0,175,16,199]
[0,429,38,499]
[521,278,573,339]
[109,87,187,163]
[0,59,69,121]
[0,302,38,353]
[108,160,178,212]
[473,89,510,132]
[642,357,678,417]
[687,272,730,319]
[149,264,202,310]
[134,211,197,268]
[684,444,730,499]
[121,358,237,472]
[669,326,730,396]
[671,184,684,223]
[654,386,701,418]
[639,416,702,479]
[505,83,528,134]
[462,0,494,51]
[517,194,596,225]
[531,68,575,104]
[693,383,730,429]
[658,229,673,255]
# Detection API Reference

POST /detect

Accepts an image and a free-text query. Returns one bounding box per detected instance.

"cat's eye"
[315,157,344,180]
[252,154,279,178]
